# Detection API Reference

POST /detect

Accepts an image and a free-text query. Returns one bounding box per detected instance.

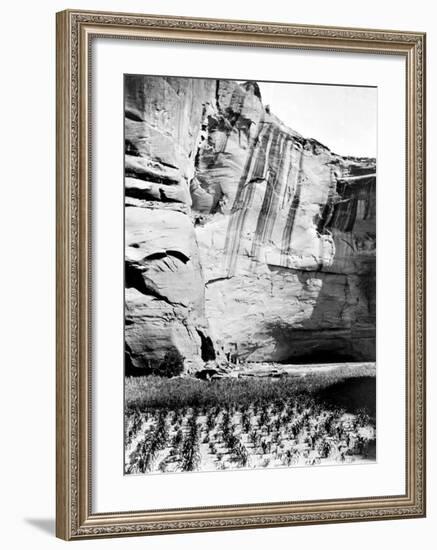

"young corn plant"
[181,416,201,472]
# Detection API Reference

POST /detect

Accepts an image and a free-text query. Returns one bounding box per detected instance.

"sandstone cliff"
[124,75,376,373]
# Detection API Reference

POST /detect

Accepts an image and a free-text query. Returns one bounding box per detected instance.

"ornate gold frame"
[56,9,426,540]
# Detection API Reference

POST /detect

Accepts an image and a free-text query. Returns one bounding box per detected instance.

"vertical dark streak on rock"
[223,119,269,275]
[281,148,304,264]
[327,176,376,233]
[363,178,376,221]
[281,142,296,210]
[344,198,358,233]
[250,130,281,261]
[264,136,290,243]
[214,79,221,114]
[317,168,337,235]
[250,133,290,261]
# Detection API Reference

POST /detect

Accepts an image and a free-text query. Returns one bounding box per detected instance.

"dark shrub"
[157,349,184,378]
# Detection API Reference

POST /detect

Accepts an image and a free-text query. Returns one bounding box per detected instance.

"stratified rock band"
[124,75,376,475]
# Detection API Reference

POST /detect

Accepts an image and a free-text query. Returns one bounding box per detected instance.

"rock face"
[124,75,376,372]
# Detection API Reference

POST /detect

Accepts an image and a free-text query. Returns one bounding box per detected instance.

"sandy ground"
[231,362,376,378]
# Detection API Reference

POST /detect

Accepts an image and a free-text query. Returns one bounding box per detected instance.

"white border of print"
[91,37,405,514]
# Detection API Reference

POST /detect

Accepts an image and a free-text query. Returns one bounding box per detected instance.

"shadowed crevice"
[196,329,216,361]
[125,260,173,306]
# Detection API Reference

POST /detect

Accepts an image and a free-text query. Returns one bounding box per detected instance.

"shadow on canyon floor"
[265,266,376,364]
[314,376,376,417]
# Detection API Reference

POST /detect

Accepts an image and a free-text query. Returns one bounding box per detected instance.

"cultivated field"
[124,364,376,474]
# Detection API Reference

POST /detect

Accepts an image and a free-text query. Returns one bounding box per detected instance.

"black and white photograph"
[124,75,377,475]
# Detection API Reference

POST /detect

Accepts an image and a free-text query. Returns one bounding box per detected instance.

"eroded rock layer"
[124,75,376,372]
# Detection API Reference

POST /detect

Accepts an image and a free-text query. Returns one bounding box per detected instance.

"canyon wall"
[124,75,376,373]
